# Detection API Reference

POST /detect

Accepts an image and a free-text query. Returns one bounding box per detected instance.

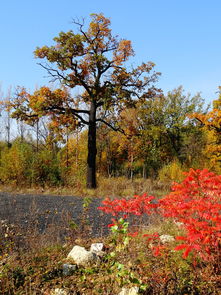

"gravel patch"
[0,192,150,242]
[0,192,111,238]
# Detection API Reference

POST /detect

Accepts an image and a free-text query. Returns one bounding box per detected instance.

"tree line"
[0,85,220,188]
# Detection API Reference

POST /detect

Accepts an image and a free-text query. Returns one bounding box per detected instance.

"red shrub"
[98,169,221,261]
[98,193,157,218]
[159,169,221,260]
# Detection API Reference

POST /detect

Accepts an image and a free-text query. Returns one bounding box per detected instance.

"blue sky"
[0,0,221,103]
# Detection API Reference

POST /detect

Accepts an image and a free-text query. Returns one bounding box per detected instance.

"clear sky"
[0,0,221,103]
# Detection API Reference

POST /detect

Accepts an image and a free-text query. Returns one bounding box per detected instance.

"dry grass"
[0,176,171,199]
[0,207,221,294]
[1,178,220,294]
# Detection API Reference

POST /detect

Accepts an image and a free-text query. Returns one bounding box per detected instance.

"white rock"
[51,288,69,295]
[67,245,99,266]
[90,243,104,253]
[159,234,175,244]
[118,286,139,295]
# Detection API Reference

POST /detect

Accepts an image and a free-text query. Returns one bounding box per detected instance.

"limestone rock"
[90,243,105,257]
[159,234,175,244]
[118,286,139,295]
[67,245,99,266]
[51,288,69,295]
[90,242,104,253]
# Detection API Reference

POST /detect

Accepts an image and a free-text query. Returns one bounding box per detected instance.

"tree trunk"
[66,128,69,168]
[87,100,97,188]
[36,120,39,153]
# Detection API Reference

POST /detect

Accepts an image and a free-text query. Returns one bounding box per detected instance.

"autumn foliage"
[98,193,157,217]
[160,169,221,261]
[191,87,221,171]
[99,168,221,265]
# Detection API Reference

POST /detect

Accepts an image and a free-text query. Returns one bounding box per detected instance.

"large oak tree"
[9,13,160,188]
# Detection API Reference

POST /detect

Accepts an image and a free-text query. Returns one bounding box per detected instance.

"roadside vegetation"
[0,169,221,294]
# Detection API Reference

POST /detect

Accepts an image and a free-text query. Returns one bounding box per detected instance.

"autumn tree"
[192,87,221,171]
[9,13,160,188]
[138,87,205,168]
